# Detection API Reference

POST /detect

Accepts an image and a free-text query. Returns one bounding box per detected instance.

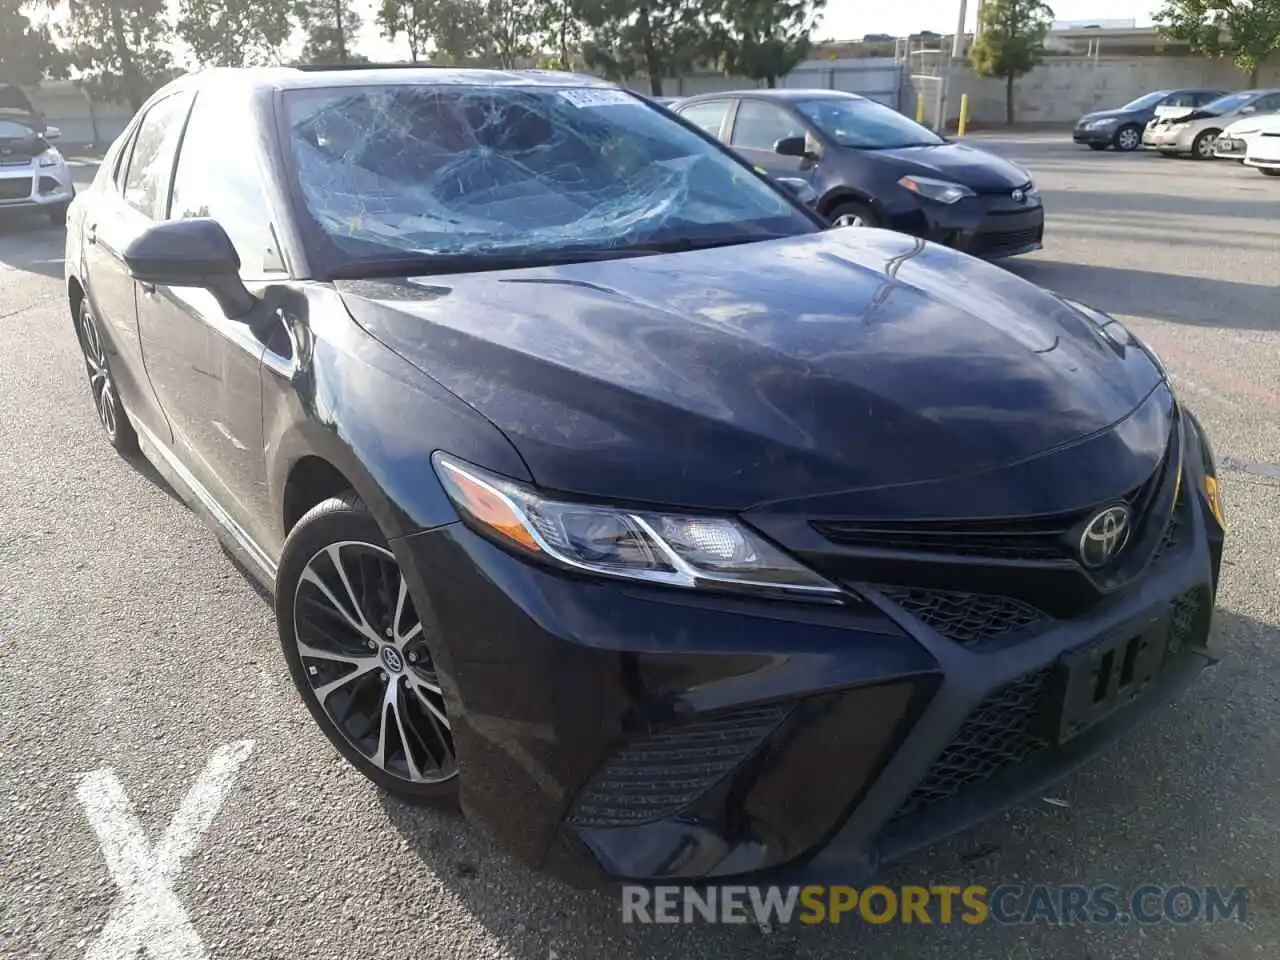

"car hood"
[1224,113,1280,136]
[337,230,1163,510]
[862,141,1031,191]
[1079,108,1137,123]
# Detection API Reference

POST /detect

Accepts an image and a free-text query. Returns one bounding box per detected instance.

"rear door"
[134,87,289,550]
[80,91,194,443]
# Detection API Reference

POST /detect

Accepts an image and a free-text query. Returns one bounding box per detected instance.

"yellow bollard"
[958,93,970,137]
[916,91,925,124]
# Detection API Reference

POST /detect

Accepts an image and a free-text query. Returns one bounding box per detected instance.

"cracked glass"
[283,83,817,273]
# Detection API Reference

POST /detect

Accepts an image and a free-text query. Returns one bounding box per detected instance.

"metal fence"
[647,58,906,111]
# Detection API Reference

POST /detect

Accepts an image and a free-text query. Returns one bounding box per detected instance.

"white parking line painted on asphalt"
[75,740,255,960]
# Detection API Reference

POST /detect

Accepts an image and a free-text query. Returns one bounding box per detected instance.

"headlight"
[898,175,975,204]
[432,453,841,598]
[1087,118,1117,129]
[37,148,61,168]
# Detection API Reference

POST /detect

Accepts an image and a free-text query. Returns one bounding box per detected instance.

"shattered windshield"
[283,83,816,273]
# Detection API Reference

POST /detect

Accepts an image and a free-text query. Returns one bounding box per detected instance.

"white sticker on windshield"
[558,88,637,108]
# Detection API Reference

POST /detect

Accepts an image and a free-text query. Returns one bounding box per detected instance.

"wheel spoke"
[388,684,424,781]
[325,543,381,640]
[409,676,452,730]
[314,660,381,704]
[301,561,380,646]
[393,574,410,641]
[297,637,372,667]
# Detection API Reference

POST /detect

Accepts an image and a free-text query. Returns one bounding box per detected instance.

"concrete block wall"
[915,57,1280,128]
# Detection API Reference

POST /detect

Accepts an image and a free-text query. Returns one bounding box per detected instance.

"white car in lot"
[1243,119,1280,176]
[0,112,75,225]
[1214,112,1280,161]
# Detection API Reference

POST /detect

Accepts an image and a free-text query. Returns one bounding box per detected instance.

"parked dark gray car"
[1072,89,1227,151]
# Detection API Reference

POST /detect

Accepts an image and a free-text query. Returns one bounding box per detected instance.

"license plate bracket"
[1052,610,1173,744]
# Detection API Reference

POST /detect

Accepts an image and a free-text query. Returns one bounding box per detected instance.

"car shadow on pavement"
[1006,260,1277,331]
[1038,188,1274,221]
[375,606,1276,959]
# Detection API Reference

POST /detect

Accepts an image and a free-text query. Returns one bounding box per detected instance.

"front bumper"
[884,189,1045,260]
[1072,124,1119,145]
[392,412,1224,886]
[1244,135,1280,168]
[0,161,74,212]
[1143,124,1189,152]
[1213,136,1249,159]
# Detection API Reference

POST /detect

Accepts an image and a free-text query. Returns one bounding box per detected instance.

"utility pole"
[937,0,968,133]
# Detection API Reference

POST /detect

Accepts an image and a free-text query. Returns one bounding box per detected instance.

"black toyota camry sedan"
[674,88,1045,258]
[65,65,1225,887]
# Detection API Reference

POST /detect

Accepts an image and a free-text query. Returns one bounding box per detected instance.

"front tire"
[276,494,459,806]
[47,201,70,226]
[1259,168,1280,177]
[828,199,878,229]
[1113,124,1141,151]
[1191,130,1220,160]
[76,297,138,454]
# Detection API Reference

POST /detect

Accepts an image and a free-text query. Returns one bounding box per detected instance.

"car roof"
[171,64,618,96]
[680,88,865,104]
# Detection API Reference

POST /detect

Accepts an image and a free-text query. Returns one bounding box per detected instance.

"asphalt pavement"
[0,142,1277,960]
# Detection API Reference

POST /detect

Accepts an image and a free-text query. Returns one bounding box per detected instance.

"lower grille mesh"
[878,587,1047,649]
[568,703,791,827]
[892,669,1053,821]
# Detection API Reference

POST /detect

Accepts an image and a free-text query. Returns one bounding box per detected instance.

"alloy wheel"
[292,541,456,784]
[833,213,865,227]
[79,306,118,440]
[1196,134,1218,158]
[1116,127,1140,151]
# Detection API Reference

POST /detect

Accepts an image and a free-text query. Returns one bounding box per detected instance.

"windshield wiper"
[326,234,779,280]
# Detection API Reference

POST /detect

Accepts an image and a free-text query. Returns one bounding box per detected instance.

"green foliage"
[708,0,824,87]
[65,0,176,109]
[295,0,364,64]
[0,0,66,85]
[536,0,584,70]
[177,0,293,67]
[1155,0,1280,84]
[969,0,1054,124]
[377,0,437,61]
[578,0,710,95]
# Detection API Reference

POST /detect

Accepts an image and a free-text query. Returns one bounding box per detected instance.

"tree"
[177,0,294,67]
[295,0,363,64]
[1155,0,1280,86]
[969,0,1054,126]
[709,0,825,87]
[65,0,176,110]
[578,0,709,96]
[535,0,582,70]
[0,0,66,85]
[473,0,537,68]
[377,0,436,62]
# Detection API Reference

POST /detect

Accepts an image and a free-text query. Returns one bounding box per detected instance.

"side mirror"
[122,218,256,318]
[1240,105,1257,115]
[43,125,61,140]
[768,135,819,161]
[774,177,818,206]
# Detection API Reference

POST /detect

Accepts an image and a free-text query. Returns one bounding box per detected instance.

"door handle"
[86,223,97,245]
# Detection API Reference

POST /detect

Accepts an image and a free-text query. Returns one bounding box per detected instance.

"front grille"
[892,668,1053,820]
[567,703,792,827]
[972,225,1042,256]
[814,512,1077,561]
[878,586,1047,649]
[0,178,31,200]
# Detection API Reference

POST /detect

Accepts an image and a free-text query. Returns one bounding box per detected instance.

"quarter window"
[169,92,285,279]
[730,101,806,151]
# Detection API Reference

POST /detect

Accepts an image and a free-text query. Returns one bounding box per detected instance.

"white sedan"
[1242,116,1280,176]
[1212,113,1280,160]
[0,113,75,224]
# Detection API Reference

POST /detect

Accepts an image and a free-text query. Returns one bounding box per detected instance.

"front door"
[727,99,815,184]
[134,86,290,553]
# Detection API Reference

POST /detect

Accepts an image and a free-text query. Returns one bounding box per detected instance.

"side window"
[1193,91,1221,106]
[108,126,139,190]
[678,101,731,139]
[1253,94,1280,113]
[730,101,805,151]
[120,93,193,218]
[1162,92,1197,108]
[169,92,285,280]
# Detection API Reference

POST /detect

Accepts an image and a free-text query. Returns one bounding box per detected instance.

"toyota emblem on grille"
[1079,504,1132,568]
[1011,188,1025,202]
